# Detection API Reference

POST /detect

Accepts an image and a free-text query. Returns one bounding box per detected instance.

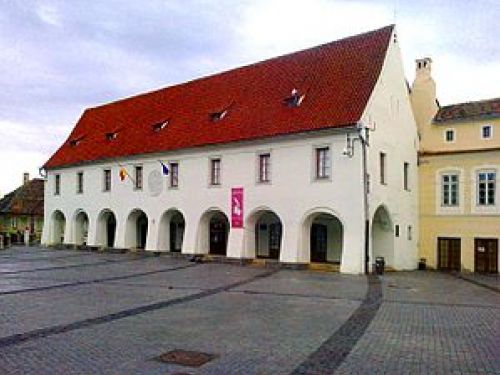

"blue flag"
[159,161,169,175]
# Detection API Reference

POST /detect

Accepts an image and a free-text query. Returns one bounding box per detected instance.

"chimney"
[23,172,30,185]
[410,57,438,143]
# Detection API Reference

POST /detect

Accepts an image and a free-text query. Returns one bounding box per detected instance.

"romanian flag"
[159,161,169,175]
[119,167,128,181]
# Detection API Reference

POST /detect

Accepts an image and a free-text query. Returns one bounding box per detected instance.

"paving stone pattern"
[0,246,498,374]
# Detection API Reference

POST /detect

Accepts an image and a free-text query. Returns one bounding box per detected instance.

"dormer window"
[210,109,227,122]
[69,137,84,147]
[152,120,169,132]
[284,88,305,107]
[105,132,117,141]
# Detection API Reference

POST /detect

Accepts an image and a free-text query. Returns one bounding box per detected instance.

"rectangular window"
[380,152,387,184]
[134,166,143,190]
[170,162,179,188]
[482,125,492,139]
[258,153,271,183]
[395,225,399,237]
[54,174,60,195]
[11,217,17,228]
[210,158,221,185]
[478,171,496,205]
[315,147,330,179]
[408,225,412,241]
[103,169,111,192]
[403,162,409,191]
[77,172,83,194]
[442,174,459,206]
[445,129,455,142]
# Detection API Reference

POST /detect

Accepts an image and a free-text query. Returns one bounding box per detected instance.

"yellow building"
[411,58,499,273]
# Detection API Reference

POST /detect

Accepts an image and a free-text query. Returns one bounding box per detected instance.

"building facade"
[0,174,44,244]
[412,58,499,273]
[41,26,419,274]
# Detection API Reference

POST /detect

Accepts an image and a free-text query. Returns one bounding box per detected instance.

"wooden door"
[209,218,227,255]
[437,237,461,271]
[475,238,498,274]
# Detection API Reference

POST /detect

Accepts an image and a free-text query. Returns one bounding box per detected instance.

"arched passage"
[73,210,89,246]
[50,210,66,245]
[125,209,148,249]
[197,209,229,255]
[97,209,117,248]
[372,205,394,267]
[158,209,185,252]
[302,210,343,263]
[245,209,283,260]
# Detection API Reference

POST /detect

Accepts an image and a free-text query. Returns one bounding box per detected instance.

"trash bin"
[418,258,427,270]
[375,256,385,275]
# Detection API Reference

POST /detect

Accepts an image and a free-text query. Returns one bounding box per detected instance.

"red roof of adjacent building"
[434,97,500,123]
[0,179,44,216]
[44,25,394,169]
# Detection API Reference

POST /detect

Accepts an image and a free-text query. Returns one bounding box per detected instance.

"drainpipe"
[359,124,370,275]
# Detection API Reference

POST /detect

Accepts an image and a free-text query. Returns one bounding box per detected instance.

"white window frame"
[103,169,112,192]
[444,128,455,143]
[435,168,464,215]
[54,174,60,196]
[477,170,496,206]
[134,165,143,191]
[209,157,222,186]
[169,161,179,188]
[441,173,459,207]
[471,166,499,215]
[76,171,84,194]
[313,146,331,180]
[481,124,492,140]
[257,152,271,183]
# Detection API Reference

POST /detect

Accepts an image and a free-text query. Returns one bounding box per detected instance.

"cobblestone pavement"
[0,246,498,374]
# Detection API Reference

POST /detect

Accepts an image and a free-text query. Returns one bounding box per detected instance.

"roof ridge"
[440,97,500,109]
[89,25,395,111]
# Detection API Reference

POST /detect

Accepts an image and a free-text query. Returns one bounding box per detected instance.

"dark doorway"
[437,237,461,271]
[475,238,498,273]
[170,221,184,252]
[311,223,328,262]
[106,214,116,247]
[137,213,148,249]
[209,215,228,255]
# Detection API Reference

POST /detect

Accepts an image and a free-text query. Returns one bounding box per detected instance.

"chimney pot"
[23,172,29,185]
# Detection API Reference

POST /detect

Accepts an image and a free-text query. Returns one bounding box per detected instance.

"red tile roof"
[434,97,500,123]
[44,25,394,169]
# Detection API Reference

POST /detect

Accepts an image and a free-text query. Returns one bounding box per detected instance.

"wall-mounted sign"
[231,187,244,228]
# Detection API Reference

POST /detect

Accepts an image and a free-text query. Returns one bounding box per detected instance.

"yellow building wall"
[420,117,500,152]
[419,150,500,271]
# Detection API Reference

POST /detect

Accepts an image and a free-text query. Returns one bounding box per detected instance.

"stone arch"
[245,207,283,260]
[96,209,117,248]
[50,210,66,245]
[196,208,230,255]
[73,209,89,246]
[125,209,148,249]
[300,207,344,263]
[157,208,186,252]
[371,204,394,268]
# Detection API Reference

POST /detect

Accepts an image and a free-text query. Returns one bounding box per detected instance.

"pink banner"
[231,187,244,228]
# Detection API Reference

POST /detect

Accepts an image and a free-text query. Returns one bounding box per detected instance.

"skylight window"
[210,109,228,122]
[105,132,118,141]
[284,88,305,107]
[152,120,169,132]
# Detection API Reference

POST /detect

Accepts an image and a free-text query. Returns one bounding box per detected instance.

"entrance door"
[209,218,227,255]
[268,223,282,260]
[137,216,148,249]
[475,238,498,273]
[170,222,182,252]
[437,237,461,271]
[311,224,328,262]
[106,216,116,247]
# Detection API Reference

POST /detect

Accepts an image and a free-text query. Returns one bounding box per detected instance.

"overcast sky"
[0,0,498,195]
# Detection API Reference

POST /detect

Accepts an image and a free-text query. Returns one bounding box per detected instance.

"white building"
[41,25,418,274]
